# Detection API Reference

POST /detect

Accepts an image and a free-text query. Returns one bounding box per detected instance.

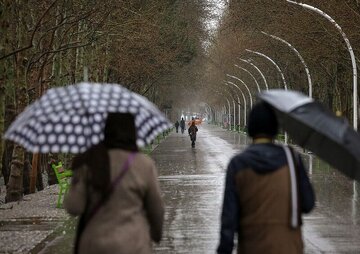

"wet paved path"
[7,123,358,253]
[152,125,241,253]
[152,123,360,254]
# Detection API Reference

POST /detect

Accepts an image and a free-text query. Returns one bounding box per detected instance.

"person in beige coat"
[64,113,164,254]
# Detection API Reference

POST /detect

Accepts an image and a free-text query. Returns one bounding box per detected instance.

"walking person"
[217,102,315,254]
[64,113,164,254]
[188,120,198,148]
[180,117,186,134]
[175,120,180,133]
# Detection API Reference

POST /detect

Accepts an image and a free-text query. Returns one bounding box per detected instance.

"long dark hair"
[72,113,138,194]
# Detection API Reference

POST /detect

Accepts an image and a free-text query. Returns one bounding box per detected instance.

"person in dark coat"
[64,113,164,254]
[188,120,198,148]
[180,117,186,134]
[175,120,180,133]
[217,102,315,254]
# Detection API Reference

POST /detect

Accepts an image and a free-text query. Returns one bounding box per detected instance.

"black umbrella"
[259,89,360,182]
[4,82,172,153]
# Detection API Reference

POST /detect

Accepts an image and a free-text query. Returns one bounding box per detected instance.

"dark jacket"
[188,125,198,140]
[217,143,315,254]
[180,120,185,128]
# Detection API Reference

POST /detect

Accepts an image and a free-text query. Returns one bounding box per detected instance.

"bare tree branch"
[0,0,59,61]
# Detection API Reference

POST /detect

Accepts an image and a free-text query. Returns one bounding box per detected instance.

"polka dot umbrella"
[4,82,172,153]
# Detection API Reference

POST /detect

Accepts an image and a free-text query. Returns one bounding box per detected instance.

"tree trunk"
[5,144,24,202]
[47,154,58,185]
[0,83,4,178]
[1,101,16,185]
[35,153,44,191]
[29,153,38,193]
[7,85,29,200]
[22,152,31,195]
[36,158,44,191]
[1,142,13,185]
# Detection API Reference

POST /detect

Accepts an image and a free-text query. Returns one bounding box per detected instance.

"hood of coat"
[239,143,287,174]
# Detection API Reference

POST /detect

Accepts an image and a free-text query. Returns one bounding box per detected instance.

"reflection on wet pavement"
[302,154,360,253]
[32,218,76,254]
[35,124,360,253]
[153,124,360,254]
[152,125,234,253]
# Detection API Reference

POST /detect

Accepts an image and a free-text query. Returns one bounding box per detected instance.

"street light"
[203,102,213,123]
[210,87,234,130]
[245,50,289,143]
[223,88,238,131]
[224,82,242,130]
[246,49,288,90]
[234,64,261,92]
[238,58,269,90]
[287,0,357,130]
[261,31,312,98]
[226,74,254,108]
[225,80,249,126]
[225,97,231,130]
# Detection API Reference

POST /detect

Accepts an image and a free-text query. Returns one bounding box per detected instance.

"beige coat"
[235,165,303,254]
[64,150,164,254]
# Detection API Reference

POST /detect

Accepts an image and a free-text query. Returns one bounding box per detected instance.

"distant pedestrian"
[217,102,315,254]
[180,117,186,134]
[64,113,164,254]
[175,120,180,133]
[188,120,198,148]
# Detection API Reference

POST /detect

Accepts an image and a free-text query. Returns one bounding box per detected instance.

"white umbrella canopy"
[258,89,314,112]
[5,82,172,153]
[259,89,360,182]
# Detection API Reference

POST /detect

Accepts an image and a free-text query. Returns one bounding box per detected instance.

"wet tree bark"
[22,152,31,195]
[5,144,24,202]
[47,154,58,185]
[1,143,13,185]
[0,83,4,178]
[36,154,44,191]
[6,85,28,201]
[1,100,16,185]
[29,153,39,193]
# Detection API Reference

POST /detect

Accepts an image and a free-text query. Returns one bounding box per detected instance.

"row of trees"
[0,0,210,201]
[4,0,359,203]
[200,0,360,127]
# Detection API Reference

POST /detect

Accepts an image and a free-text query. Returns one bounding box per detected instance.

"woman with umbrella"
[64,113,164,254]
[4,82,172,253]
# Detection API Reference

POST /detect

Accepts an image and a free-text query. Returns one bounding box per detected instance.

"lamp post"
[246,49,288,90]
[222,88,238,131]
[261,31,312,98]
[226,74,254,108]
[234,64,261,92]
[238,58,269,90]
[245,50,289,143]
[287,0,357,130]
[225,80,249,127]
[225,98,231,130]
[224,82,242,130]
[203,103,213,123]
[210,87,234,130]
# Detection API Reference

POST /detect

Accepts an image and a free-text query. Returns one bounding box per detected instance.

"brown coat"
[235,165,303,254]
[64,150,164,254]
